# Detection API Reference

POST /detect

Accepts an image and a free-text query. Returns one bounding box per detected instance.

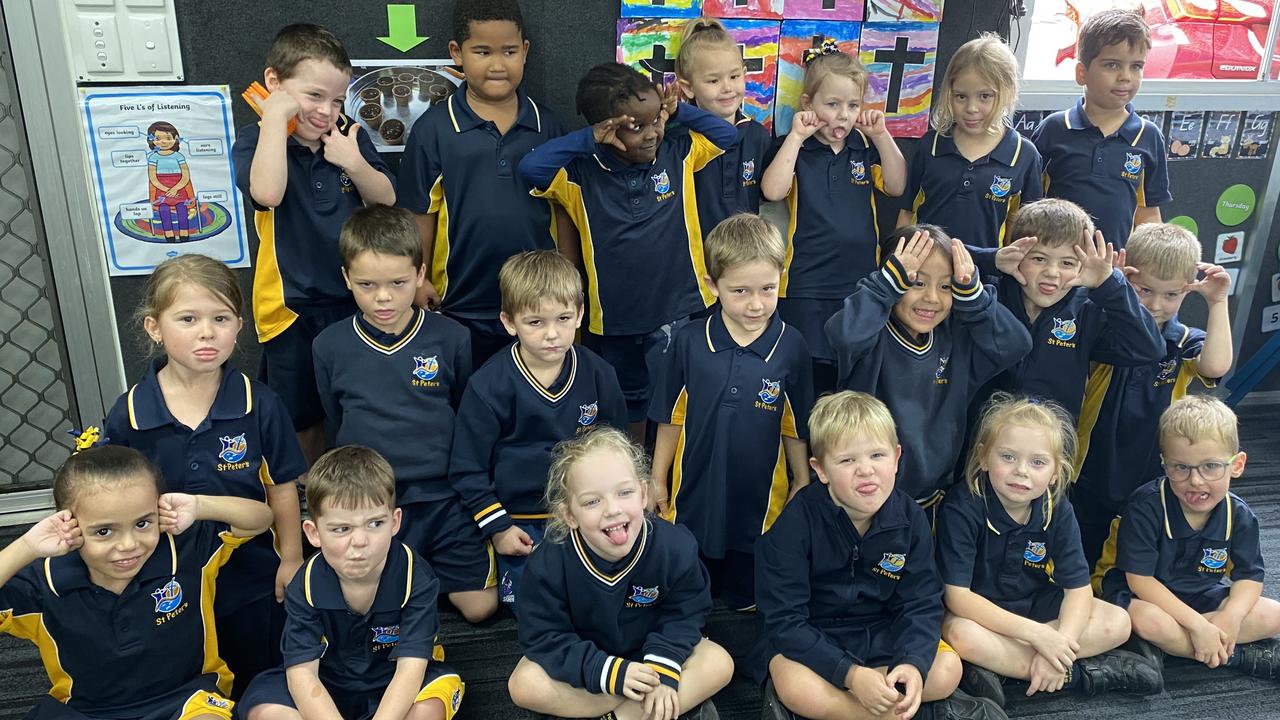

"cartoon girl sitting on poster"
[146,121,197,242]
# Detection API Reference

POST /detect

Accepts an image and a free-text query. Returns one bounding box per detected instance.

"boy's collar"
[592,146,657,172]
[1161,315,1190,346]
[353,306,425,353]
[447,83,542,134]
[1158,476,1233,541]
[302,542,414,612]
[705,307,784,358]
[1067,97,1144,144]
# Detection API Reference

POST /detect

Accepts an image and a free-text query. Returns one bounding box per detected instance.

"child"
[0,445,273,720]
[240,447,465,720]
[1032,8,1170,250]
[508,427,733,720]
[232,24,396,463]
[1095,396,1280,679]
[147,120,197,242]
[938,395,1160,708]
[312,205,497,623]
[761,45,907,394]
[399,0,568,367]
[825,225,1030,516]
[105,254,308,697]
[674,18,772,234]
[449,250,627,608]
[649,213,813,610]
[518,63,736,433]
[1074,223,1234,567]
[898,34,1042,249]
[755,391,999,720]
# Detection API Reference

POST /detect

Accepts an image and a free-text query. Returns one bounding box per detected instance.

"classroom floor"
[2,402,1278,720]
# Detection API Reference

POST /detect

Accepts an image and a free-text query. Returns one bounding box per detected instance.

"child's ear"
[559,504,579,530]
[572,304,584,329]
[975,443,989,471]
[264,67,280,91]
[341,267,352,291]
[704,276,719,299]
[390,507,403,537]
[499,311,518,337]
[302,519,321,548]
[1231,451,1248,477]
[1074,61,1087,87]
[800,93,812,110]
[143,315,162,345]
[414,263,426,288]
[809,456,826,484]
[676,78,695,101]
[448,40,463,66]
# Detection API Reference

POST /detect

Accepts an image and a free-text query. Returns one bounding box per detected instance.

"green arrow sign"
[378,4,428,53]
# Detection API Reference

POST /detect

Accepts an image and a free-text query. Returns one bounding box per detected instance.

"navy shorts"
[24,679,234,720]
[777,297,843,363]
[397,498,496,594]
[703,550,756,611]
[1102,568,1231,613]
[584,316,691,423]
[442,312,511,370]
[498,521,547,611]
[216,594,284,700]
[260,300,356,430]
[240,664,464,720]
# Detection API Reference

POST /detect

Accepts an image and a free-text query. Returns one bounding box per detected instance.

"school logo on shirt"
[627,585,660,607]
[339,173,352,188]
[1154,358,1178,387]
[371,625,400,647]
[1048,317,1078,348]
[651,170,674,202]
[412,356,441,388]
[218,434,247,463]
[450,688,462,712]
[1023,540,1048,564]
[1123,152,1143,180]
[934,356,950,385]
[850,160,867,184]
[756,379,781,410]
[742,159,756,182]
[152,578,184,613]
[499,571,515,604]
[578,402,599,427]
[1201,547,1229,571]
[874,552,906,580]
[203,695,232,710]
[988,175,1012,200]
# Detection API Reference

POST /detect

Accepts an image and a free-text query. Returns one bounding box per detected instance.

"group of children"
[2,2,1278,720]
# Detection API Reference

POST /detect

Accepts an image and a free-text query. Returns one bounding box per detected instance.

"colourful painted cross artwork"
[782,0,866,21]
[774,20,862,135]
[722,19,781,129]
[865,0,943,23]
[618,17,690,86]
[859,21,937,137]
[621,0,703,18]
[703,0,783,20]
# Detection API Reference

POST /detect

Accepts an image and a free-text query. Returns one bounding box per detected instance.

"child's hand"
[642,683,680,720]
[790,111,826,140]
[892,230,934,283]
[164,187,179,198]
[1026,653,1066,696]
[1211,608,1244,660]
[622,662,660,702]
[658,81,681,125]
[593,115,633,153]
[885,663,923,719]
[1113,248,1140,281]
[1071,230,1115,289]
[651,478,669,516]
[847,665,898,716]
[158,493,200,535]
[416,282,442,311]
[853,108,888,138]
[1187,261,1231,305]
[21,510,81,559]
[321,125,363,173]
[260,89,300,125]
[275,556,302,602]
[995,236,1037,285]
[492,525,535,556]
[950,238,976,286]
[1026,625,1078,672]
[1190,616,1230,667]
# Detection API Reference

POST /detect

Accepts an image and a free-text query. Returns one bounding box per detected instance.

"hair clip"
[68,425,109,454]
[803,39,841,66]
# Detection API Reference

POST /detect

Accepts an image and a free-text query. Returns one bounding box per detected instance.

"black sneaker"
[958,662,1005,707]
[1077,649,1163,695]
[1235,638,1280,680]
[920,689,1007,720]
[1122,635,1165,675]
[761,678,801,720]
[679,700,720,720]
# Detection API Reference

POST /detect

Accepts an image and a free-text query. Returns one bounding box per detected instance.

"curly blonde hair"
[543,427,653,543]
[964,393,1078,505]
[931,33,1019,136]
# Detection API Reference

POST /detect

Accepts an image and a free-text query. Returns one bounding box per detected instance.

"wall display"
[1201,111,1241,159]
[858,21,937,138]
[345,59,462,153]
[1271,272,1280,303]
[865,0,943,22]
[81,86,247,276]
[622,0,704,17]
[1168,215,1199,236]
[1216,183,1256,226]
[703,0,783,19]
[1262,304,1280,333]
[1011,110,1042,137]
[1137,110,1167,135]
[775,20,861,134]
[1238,111,1274,159]
[1215,230,1244,263]
[785,0,865,21]
[618,17,689,85]
[1168,110,1205,160]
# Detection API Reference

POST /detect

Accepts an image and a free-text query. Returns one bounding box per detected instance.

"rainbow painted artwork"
[859,21,937,137]
[617,18,690,85]
[865,0,943,23]
[774,20,861,136]
[621,0,703,18]
[783,0,866,21]
[703,0,783,19]
[722,20,781,129]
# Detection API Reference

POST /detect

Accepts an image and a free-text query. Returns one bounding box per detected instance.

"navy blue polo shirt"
[936,477,1090,619]
[774,131,886,300]
[398,85,564,319]
[449,344,628,537]
[520,103,737,335]
[0,522,245,715]
[313,307,471,503]
[232,114,395,342]
[282,543,439,694]
[682,113,771,236]
[105,360,308,613]
[1032,99,1171,249]
[904,127,1043,249]
[648,309,813,557]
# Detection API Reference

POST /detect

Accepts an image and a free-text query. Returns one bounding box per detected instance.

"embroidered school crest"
[878,553,906,573]
[203,695,231,710]
[1024,541,1048,563]
[651,170,671,194]
[850,160,867,182]
[413,356,439,381]
[371,625,400,645]
[450,688,462,712]
[500,571,515,604]
[628,585,660,605]
[758,379,781,405]
[152,578,184,613]
[339,173,352,187]
[218,434,247,463]
[1202,548,1228,570]
[935,356,950,380]
[1123,152,1143,176]
[742,159,755,181]
[1051,318,1077,342]
[578,402,599,426]
[1156,358,1178,384]
[989,175,1012,198]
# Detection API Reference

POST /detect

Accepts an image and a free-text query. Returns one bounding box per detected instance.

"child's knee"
[769,658,829,716]
[244,705,299,720]
[1093,599,1133,643]
[925,648,962,699]
[1128,602,1177,640]
[940,616,984,657]
[507,659,549,708]
[691,639,735,687]
[451,588,499,623]
[405,698,446,720]
[1250,597,1280,636]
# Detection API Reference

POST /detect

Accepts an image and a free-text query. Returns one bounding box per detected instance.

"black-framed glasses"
[1161,454,1238,482]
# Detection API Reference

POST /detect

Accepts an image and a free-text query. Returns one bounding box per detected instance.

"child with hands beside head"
[0,446,273,720]
[508,427,733,720]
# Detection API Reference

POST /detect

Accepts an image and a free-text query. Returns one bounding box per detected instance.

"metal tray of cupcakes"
[345,64,463,150]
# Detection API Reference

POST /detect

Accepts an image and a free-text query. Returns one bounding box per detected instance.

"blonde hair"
[801,50,867,108]
[499,250,583,317]
[808,391,898,462]
[675,17,740,81]
[1125,223,1200,282]
[704,213,785,280]
[305,446,396,518]
[137,254,243,328]
[965,394,1077,504]
[1159,395,1239,456]
[932,33,1019,135]
[544,427,653,543]
[1008,198,1094,248]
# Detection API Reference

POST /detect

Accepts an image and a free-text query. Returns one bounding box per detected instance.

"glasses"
[1162,454,1238,482]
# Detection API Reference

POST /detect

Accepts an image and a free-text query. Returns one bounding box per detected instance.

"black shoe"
[958,662,1005,708]
[761,678,800,720]
[1122,635,1165,675]
[679,700,720,720]
[920,689,1007,720]
[1235,638,1280,680]
[1077,649,1163,695]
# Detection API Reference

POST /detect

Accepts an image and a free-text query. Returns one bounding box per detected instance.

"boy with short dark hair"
[312,204,497,623]
[399,0,569,367]
[232,23,396,464]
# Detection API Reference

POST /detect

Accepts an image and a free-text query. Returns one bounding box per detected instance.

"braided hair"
[576,63,656,124]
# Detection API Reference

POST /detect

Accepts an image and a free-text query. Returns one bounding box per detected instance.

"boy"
[1032,8,1170,250]
[232,24,396,463]
[756,391,1002,720]
[398,0,570,367]
[312,205,497,623]
[518,63,737,435]
[1074,223,1234,567]
[649,213,813,610]
[240,446,465,720]
[1095,396,1280,679]
[449,250,627,608]
[825,225,1031,515]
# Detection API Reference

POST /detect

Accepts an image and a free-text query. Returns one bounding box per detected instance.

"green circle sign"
[1168,215,1198,236]
[1216,184,1256,226]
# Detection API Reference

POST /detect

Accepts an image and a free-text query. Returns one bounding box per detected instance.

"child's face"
[448,20,528,105]
[612,88,665,164]
[708,259,780,340]
[1128,267,1190,326]
[1076,42,1147,114]
[802,75,863,147]
[812,432,900,524]
[949,68,998,138]
[343,251,425,335]
[1161,436,1246,518]
[891,248,954,336]
[152,130,177,152]
[73,480,161,593]
[679,47,746,122]
[500,300,583,367]
[562,447,648,562]
[1018,242,1081,310]
[980,423,1057,514]
[303,500,402,584]
[144,283,242,376]
[267,58,350,144]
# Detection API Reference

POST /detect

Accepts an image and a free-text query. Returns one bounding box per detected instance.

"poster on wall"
[1136,110,1166,135]
[1011,110,1042,137]
[1201,111,1240,159]
[80,86,247,277]
[346,60,463,153]
[865,0,943,22]
[622,0,703,17]
[1239,111,1274,159]
[1167,111,1204,160]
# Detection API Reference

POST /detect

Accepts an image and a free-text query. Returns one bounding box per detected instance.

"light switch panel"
[61,0,183,82]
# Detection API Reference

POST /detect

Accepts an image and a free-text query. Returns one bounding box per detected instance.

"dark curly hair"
[575,63,657,125]
[453,0,525,43]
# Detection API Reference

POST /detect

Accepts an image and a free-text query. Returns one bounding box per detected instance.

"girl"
[0,445,273,720]
[104,254,308,699]
[760,44,906,395]
[674,18,772,236]
[898,34,1043,249]
[147,121,198,242]
[507,427,733,720]
[936,394,1162,707]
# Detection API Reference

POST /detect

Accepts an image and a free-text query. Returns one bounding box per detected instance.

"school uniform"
[1032,99,1171,248]
[239,543,464,720]
[1095,478,1264,613]
[903,127,1043,249]
[936,477,1091,622]
[232,114,393,427]
[517,519,712,695]
[681,112,771,234]
[0,522,245,720]
[824,257,1032,509]
[398,85,564,365]
[312,307,492,593]
[753,482,943,687]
